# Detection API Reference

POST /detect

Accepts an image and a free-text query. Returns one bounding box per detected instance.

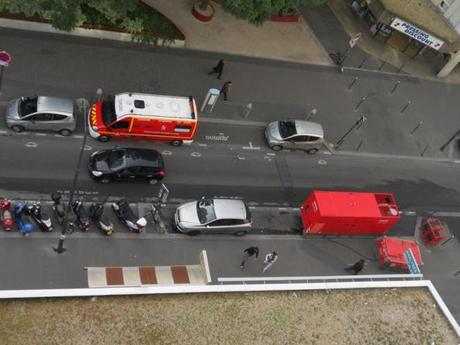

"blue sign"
[404,249,421,274]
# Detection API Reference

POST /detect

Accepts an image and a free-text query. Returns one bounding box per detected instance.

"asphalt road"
[0,27,460,324]
[0,122,459,212]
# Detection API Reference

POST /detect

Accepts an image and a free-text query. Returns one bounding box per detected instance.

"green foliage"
[221,0,327,25]
[44,0,84,31]
[0,0,183,42]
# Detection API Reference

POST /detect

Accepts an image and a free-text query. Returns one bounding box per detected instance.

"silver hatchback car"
[265,119,324,154]
[6,95,76,136]
[174,198,252,236]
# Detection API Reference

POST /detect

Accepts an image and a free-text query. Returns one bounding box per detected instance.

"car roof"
[213,199,248,220]
[123,148,163,167]
[293,120,324,138]
[114,92,196,120]
[37,96,74,115]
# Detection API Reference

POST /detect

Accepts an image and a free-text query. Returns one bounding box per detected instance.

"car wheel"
[98,135,110,143]
[234,230,247,236]
[58,129,72,136]
[187,230,200,236]
[11,125,25,133]
[306,148,319,155]
[270,145,282,151]
[100,178,111,184]
[170,140,183,147]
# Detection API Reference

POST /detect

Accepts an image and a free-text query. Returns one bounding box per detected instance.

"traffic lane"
[285,153,460,209]
[194,120,268,148]
[1,132,460,210]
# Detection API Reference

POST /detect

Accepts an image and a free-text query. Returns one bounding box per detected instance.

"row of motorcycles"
[0,193,148,236]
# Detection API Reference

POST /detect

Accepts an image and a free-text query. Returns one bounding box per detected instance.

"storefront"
[350,0,445,58]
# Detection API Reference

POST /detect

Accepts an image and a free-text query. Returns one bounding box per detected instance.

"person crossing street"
[262,251,278,273]
[240,246,259,270]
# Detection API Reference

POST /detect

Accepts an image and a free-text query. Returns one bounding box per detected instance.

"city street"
[0,26,460,326]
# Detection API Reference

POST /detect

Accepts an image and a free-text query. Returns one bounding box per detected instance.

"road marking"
[264,155,273,162]
[0,130,7,134]
[25,142,38,148]
[243,141,261,150]
[191,152,201,157]
[73,135,84,139]
[205,133,229,141]
[266,152,276,156]
[235,153,245,160]
[197,143,208,147]
[162,151,172,156]
[318,159,327,165]
[35,133,47,136]
[83,145,92,151]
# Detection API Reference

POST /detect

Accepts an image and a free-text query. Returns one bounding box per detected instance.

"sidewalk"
[147,0,330,65]
[150,0,460,83]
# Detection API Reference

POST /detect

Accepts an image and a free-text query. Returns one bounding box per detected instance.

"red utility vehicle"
[88,92,198,146]
[301,191,400,235]
[377,236,423,271]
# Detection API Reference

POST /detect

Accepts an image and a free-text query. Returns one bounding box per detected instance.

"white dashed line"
[0,130,8,134]
[25,142,38,148]
[191,152,202,157]
[162,151,172,156]
[198,143,208,147]
[35,133,47,136]
[318,159,327,165]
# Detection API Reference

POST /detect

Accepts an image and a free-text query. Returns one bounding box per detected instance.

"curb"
[0,18,185,48]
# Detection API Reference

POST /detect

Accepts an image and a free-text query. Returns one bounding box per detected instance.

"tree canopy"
[221,0,327,25]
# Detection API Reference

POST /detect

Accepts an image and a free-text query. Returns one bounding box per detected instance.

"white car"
[265,119,324,153]
[174,199,251,236]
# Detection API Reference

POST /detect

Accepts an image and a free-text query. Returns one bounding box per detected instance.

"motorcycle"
[0,198,14,231]
[89,203,113,236]
[112,199,146,233]
[14,202,34,236]
[72,200,90,232]
[51,192,66,225]
[27,201,53,232]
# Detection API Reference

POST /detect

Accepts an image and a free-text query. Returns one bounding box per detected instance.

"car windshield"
[102,99,116,126]
[19,96,38,117]
[196,199,216,224]
[278,120,297,139]
[108,150,125,170]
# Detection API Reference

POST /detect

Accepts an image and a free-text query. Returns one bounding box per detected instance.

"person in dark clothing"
[344,259,365,275]
[208,59,224,79]
[240,246,259,270]
[220,81,232,101]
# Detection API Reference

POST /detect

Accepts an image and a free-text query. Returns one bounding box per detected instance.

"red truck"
[301,191,400,235]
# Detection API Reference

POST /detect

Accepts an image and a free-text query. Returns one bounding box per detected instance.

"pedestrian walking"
[344,259,365,275]
[262,251,278,273]
[240,246,259,270]
[208,59,224,79]
[220,81,232,101]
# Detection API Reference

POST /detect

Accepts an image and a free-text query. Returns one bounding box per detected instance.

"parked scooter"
[51,192,66,225]
[14,202,34,236]
[112,199,146,233]
[0,198,14,231]
[89,203,113,236]
[72,200,90,232]
[27,201,53,232]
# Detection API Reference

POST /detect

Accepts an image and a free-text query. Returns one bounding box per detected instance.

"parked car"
[6,95,76,135]
[88,147,165,184]
[265,119,324,153]
[174,198,251,236]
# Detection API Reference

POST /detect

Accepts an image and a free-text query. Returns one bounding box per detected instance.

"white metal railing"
[217,274,423,285]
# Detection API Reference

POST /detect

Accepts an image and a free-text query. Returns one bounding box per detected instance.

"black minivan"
[88,148,165,184]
